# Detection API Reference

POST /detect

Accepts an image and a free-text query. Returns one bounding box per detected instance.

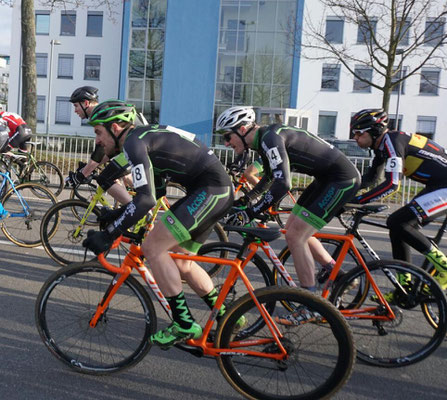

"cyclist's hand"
[82,230,114,255]
[233,196,250,208]
[224,207,253,226]
[66,170,87,187]
[97,206,125,230]
[76,161,87,173]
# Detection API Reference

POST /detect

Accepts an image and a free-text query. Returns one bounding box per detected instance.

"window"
[84,55,101,80]
[416,116,437,139]
[35,11,50,35]
[321,64,340,90]
[395,19,410,46]
[318,111,337,137]
[61,11,76,36]
[425,18,445,46]
[391,66,407,94]
[353,66,372,92]
[325,18,344,44]
[36,53,48,77]
[388,115,402,131]
[420,69,440,95]
[225,19,245,51]
[37,96,46,123]
[87,12,103,37]
[357,19,377,44]
[55,97,71,124]
[57,54,74,79]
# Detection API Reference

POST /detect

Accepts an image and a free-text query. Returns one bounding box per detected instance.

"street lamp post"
[45,39,61,146]
[394,49,405,130]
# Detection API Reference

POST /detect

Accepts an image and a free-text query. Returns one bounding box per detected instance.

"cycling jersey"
[109,125,233,252]
[247,124,360,228]
[356,131,447,204]
[0,111,27,137]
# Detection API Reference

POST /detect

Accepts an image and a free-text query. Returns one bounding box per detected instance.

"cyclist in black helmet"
[82,100,234,349]
[351,108,447,292]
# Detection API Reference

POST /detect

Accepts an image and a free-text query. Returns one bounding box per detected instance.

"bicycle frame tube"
[0,171,30,217]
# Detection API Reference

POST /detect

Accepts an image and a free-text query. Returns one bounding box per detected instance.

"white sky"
[0,4,13,55]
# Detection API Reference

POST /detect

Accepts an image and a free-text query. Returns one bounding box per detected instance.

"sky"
[0,4,13,55]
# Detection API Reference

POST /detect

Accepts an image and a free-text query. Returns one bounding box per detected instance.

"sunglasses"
[352,127,371,135]
[223,132,233,142]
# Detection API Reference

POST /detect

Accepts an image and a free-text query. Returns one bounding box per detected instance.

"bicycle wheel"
[40,199,102,265]
[216,286,355,400]
[330,259,447,367]
[35,262,156,374]
[27,161,64,197]
[194,241,274,327]
[1,183,57,247]
[69,181,100,203]
[272,187,301,228]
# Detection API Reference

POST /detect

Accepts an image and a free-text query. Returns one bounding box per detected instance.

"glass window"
[61,12,76,36]
[420,69,440,95]
[391,66,407,94]
[132,30,146,49]
[129,50,145,78]
[353,66,372,92]
[36,53,48,77]
[143,101,160,124]
[271,85,290,108]
[416,116,437,139]
[35,11,50,35]
[321,64,340,91]
[395,19,410,46]
[128,79,144,100]
[146,51,163,78]
[252,84,271,106]
[254,55,273,84]
[325,18,344,44]
[257,1,277,31]
[84,55,101,80]
[273,56,292,85]
[147,29,164,51]
[357,19,377,44]
[55,97,71,124]
[57,54,74,79]
[149,0,166,28]
[132,0,149,27]
[87,12,103,37]
[425,18,445,46]
[145,79,162,102]
[388,115,402,131]
[37,96,46,123]
[318,111,337,137]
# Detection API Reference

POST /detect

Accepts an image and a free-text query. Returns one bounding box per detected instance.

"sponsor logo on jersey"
[166,215,175,225]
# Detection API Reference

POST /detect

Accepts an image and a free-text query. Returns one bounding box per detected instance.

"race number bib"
[266,147,283,169]
[385,157,403,173]
[131,164,148,188]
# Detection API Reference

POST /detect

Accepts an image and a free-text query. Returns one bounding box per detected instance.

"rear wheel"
[27,161,64,197]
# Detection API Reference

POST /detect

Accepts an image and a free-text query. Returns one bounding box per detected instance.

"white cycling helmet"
[215,106,256,132]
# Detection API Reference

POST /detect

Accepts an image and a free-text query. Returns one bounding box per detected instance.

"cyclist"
[0,110,32,152]
[83,100,234,348]
[217,106,360,323]
[351,108,447,290]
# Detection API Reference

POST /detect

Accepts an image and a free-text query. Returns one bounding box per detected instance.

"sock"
[202,288,226,317]
[166,291,195,329]
[321,259,336,272]
[425,246,447,273]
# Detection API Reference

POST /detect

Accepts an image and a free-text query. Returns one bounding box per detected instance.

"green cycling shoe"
[149,321,202,350]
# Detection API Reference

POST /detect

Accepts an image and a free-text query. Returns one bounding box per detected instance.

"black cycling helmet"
[70,86,99,119]
[89,100,137,155]
[350,108,388,145]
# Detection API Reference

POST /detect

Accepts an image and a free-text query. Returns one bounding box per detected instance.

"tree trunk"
[21,0,37,133]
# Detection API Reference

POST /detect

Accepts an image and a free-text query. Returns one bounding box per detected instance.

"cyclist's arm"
[243,161,262,187]
[359,152,385,189]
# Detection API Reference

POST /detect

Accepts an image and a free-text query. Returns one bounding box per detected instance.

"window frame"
[424,18,445,46]
[321,63,341,91]
[84,55,101,81]
[87,12,103,37]
[419,68,440,95]
[356,19,377,44]
[60,11,76,36]
[35,11,50,36]
[36,53,48,78]
[325,17,344,44]
[57,54,74,79]
[416,116,437,139]
[37,95,46,123]
[353,66,373,92]
[318,111,337,138]
[55,96,71,125]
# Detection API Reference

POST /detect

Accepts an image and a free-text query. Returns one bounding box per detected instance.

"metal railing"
[31,134,422,207]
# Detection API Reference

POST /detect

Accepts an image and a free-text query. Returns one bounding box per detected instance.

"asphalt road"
[0,219,446,400]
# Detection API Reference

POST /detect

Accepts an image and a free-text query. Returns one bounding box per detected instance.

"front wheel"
[1,183,57,247]
[330,259,447,367]
[216,286,355,400]
[27,161,64,197]
[35,262,157,374]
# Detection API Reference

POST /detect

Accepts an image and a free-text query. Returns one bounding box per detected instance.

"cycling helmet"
[89,100,137,155]
[350,108,388,142]
[70,86,99,103]
[215,106,256,132]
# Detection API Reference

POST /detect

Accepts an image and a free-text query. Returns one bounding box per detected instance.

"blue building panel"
[159,0,220,146]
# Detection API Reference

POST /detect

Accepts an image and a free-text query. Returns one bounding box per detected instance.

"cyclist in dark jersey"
[83,100,234,349]
[351,108,447,290]
[216,106,360,324]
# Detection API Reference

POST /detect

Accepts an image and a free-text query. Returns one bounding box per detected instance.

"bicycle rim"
[35,262,156,374]
[216,286,355,400]
[273,188,300,228]
[331,260,447,367]
[28,161,64,197]
[1,183,57,247]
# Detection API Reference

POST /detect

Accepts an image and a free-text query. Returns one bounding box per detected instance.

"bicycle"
[0,142,64,197]
[35,225,355,400]
[205,214,447,368]
[40,186,228,266]
[0,170,57,247]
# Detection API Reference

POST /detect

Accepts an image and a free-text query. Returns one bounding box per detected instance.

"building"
[7,0,447,147]
[0,55,9,109]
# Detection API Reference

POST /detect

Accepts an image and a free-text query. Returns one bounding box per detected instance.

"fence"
[32,134,422,207]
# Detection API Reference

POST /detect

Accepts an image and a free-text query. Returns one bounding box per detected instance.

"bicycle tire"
[216,286,355,400]
[0,159,10,198]
[272,187,301,228]
[195,241,274,328]
[35,262,156,375]
[330,259,447,367]
[69,181,99,203]
[27,161,64,197]
[1,183,57,247]
[40,199,102,266]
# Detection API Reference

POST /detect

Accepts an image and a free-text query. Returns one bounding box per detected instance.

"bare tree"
[297,0,447,111]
